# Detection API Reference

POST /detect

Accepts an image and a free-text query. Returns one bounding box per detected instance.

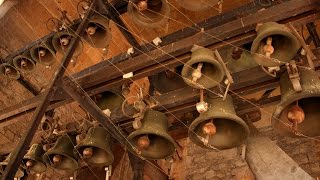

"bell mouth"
[190,117,249,149]
[129,133,175,160]
[14,57,35,72]
[36,47,54,65]
[47,154,78,171]
[78,146,114,166]
[275,97,320,137]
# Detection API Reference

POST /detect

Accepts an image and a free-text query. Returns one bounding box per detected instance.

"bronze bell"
[52,29,83,57]
[189,95,250,150]
[0,153,25,178]
[150,67,187,94]
[272,68,320,137]
[43,135,79,172]
[0,60,20,79]
[75,126,114,167]
[127,0,170,28]
[251,22,301,67]
[30,38,56,66]
[176,0,220,11]
[127,109,176,160]
[82,14,112,48]
[23,144,46,174]
[181,47,225,89]
[96,91,124,113]
[13,52,36,72]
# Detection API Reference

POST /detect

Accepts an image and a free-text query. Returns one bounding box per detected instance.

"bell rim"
[12,55,36,72]
[30,44,56,66]
[127,0,171,28]
[0,63,21,79]
[188,112,250,149]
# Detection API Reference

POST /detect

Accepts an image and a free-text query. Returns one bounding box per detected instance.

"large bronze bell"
[272,68,320,137]
[127,0,170,28]
[75,126,114,167]
[150,67,187,94]
[251,22,301,67]
[13,52,36,72]
[82,15,112,48]
[0,60,20,79]
[0,153,25,178]
[127,109,176,160]
[52,29,83,57]
[43,135,79,172]
[96,91,124,113]
[23,144,46,174]
[189,95,250,150]
[30,38,56,66]
[181,47,225,89]
[176,0,219,11]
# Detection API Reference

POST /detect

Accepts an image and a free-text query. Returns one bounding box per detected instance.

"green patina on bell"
[23,144,47,174]
[76,126,114,167]
[189,95,250,150]
[43,135,79,172]
[181,47,225,89]
[52,28,83,57]
[128,109,176,160]
[251,22,301,67]
[96,91,124,113]
[272,68,320,137]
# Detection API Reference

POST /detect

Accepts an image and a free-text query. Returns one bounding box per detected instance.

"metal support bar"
[17,75,39,96]
[128,152,145,180]
[100,0,141,50]
[306,22,320,47]
[0,2,97,179]
[62,76,133,151]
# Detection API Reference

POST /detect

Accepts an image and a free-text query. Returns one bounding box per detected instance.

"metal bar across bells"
[0,1,97,179]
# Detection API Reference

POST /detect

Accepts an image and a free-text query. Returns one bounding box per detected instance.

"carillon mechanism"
[251,22,301,67]
[12,53,36,72]
[0,153,25,179]
[0,61,20,79]
[82,14,112,48]
[43,135,79,172]
[272,68,320,137]
[127,109,176,160]
[52,29,84,57]
[176,0,220,11]
[127,0,170,28]
[23,144,47,174]
[181,47,225,89]
[75,126,114,167]
[188,95,250,150]
[30,38,56,66]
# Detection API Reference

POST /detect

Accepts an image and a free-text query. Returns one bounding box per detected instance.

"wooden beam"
[128,152,145,180]
[17,75,40,96]
[0,2,97,179]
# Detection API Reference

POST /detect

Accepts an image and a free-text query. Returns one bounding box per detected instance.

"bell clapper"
[202,121,216,146]
[4,67,11,75]
[86,26,98,36]
[21,59,27,67]
[137,135,150,150]
[137,0,148,12]
[196,89,208,113]
[263,37,274,58]
[26,160,34,168]
[105,166,111,180]
[38,49,46,57]
[60,37,70,46]
[52,154,62,165]
[83,147,94,158]
[192,63,203,83]
[287,101,305,133]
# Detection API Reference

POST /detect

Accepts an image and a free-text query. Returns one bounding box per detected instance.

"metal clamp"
[286,60,302,92]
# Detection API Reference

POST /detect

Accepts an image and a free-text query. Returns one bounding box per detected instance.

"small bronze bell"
[82,14,112,48]
[0,60,20,79]
[52,29,83,57]
[23,144,46,174]
[181,47,225,89]
[251,22,301,67]
[272,68,320,137]
[176,0,220,11]
[0,153,25,179]
[43,135,79,172]
[189,95,250,149]
[12,52,36,72]
[75,126,114,167]
[30,38,56,66]
[127,109,176,160]
[127,0,170,28]
[96,91,124,113]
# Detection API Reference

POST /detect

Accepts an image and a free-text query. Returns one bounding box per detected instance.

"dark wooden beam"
[128,152,145,180]
[17,75,40,96]
[0,2,97,179]
[306,22,320,47]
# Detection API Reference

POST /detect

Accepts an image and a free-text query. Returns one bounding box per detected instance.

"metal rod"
[0,1,97,179]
